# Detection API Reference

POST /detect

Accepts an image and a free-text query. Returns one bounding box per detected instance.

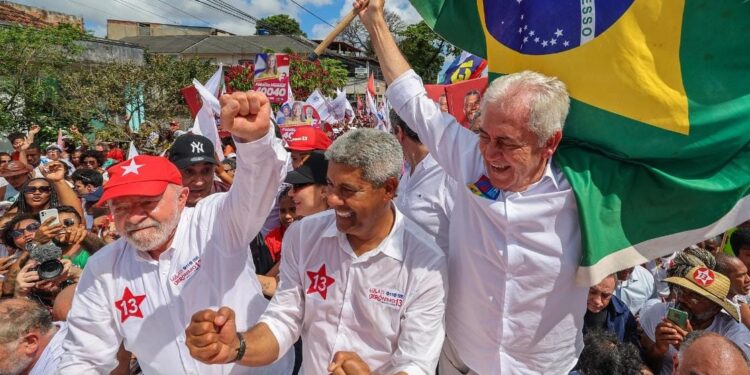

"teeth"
[491,163,507,169]
[336,211,353,218]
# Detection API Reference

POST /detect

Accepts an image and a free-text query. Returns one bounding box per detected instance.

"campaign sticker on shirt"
[467,175,500,200]
[115,287,147,323]
[367,287,405,309]
[170,255,201,286]
[306,264,335,300]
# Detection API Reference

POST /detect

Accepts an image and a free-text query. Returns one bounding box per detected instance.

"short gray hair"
[0,298,54,345]
[481,70,570,146]
[325,128,403,187]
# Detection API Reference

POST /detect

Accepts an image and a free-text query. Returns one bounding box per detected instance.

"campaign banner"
[278,101,320,127]
[253,53,291,104]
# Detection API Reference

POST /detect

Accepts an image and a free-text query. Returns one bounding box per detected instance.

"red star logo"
[306,264,335,299]
[115,287,147,323]
[693,268,715,287]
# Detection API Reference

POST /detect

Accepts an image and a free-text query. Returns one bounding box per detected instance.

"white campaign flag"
[306,89,334,123]
[127,141,139,159]
[191,64,224,161]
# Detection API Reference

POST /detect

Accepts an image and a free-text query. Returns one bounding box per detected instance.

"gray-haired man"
[0,298,67,375]
[185,129,447,375]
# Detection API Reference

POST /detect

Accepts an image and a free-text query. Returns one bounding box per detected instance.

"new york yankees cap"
[168,133,219,170]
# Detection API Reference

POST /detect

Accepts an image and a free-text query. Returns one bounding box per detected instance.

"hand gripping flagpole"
[308,8,358,61]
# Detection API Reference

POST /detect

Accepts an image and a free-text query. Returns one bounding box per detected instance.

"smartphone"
[667,307,689,330]
[39,208,60,226]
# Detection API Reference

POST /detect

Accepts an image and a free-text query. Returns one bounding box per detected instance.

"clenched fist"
[185,306,241,364]
[219,91,272,143]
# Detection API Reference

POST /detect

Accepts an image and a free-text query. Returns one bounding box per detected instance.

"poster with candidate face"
[280,101,320,128]
[253,53,291,104]
[426,78,488,129]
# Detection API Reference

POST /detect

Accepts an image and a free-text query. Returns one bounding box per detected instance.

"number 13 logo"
[115,287,147,323]
[306,264,336,299]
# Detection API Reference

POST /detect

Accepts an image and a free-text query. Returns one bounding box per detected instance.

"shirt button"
[177,337,185,343]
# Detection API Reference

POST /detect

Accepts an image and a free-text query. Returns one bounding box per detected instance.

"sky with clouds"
[14,0,423,39]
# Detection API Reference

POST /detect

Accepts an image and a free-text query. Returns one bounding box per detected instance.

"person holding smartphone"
[639,265,750,374]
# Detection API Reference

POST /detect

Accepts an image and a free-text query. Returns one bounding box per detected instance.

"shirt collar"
[320,204,405,262]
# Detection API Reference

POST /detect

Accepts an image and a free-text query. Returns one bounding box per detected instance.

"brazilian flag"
[410,0,750,284]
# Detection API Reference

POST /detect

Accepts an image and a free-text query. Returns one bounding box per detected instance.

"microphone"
[28,241,64,280]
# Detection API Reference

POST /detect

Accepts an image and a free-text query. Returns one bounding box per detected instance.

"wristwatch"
[233,332,246,362]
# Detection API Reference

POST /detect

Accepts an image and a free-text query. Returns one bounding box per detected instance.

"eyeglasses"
[10,223,40,238]
[23,186,52,194]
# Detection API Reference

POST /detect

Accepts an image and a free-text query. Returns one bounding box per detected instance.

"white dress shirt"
[29,322,66,375]
[388,70,588,375]
[59,129,294,375]
[259,207,447,375]
[640,301,750,375]
[395,153,455,254]
[615,265,655,315]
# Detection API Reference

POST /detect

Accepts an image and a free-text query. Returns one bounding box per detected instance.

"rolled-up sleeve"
[58,261,121,374]
[387,70,483,184]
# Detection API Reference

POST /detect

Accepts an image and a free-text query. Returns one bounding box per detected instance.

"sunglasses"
[10,223,40,239]
[24,186,52,194]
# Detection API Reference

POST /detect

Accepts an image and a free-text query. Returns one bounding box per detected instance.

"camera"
[27,241,64,280]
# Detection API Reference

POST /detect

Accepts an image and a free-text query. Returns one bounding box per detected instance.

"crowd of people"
[0,1,749,374]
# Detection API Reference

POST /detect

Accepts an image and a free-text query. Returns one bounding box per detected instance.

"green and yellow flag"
[410,0,750,284]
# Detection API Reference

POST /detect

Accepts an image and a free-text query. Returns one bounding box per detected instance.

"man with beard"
[58,90,294,374]
[0,298,68,375]
[639,266,750,374]
[716,253,750,328]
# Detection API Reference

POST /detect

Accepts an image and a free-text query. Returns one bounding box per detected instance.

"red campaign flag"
[367,73,376,97]
[424,84,449,113]
[444,77,488,129]
[180,85,202,119]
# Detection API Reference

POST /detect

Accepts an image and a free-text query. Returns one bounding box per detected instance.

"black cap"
[168,134,218,170]
[285,151,328,185]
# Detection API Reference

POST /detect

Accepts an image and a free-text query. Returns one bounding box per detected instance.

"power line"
[289,0,334,28]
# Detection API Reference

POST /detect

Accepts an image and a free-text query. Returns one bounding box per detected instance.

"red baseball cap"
[97,155,183,207]
[285,126,332,152]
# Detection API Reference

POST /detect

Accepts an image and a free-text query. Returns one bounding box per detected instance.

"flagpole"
[308,9,358,61]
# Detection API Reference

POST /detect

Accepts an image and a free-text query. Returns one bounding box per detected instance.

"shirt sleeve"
[209,127,290,255]
[258,221,305,360]
[58,260,121,374]
[387,261,448,375]
[386,70,484,184]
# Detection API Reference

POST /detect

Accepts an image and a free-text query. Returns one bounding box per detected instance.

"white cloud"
[9,0,315,37]
[310,22,334,40]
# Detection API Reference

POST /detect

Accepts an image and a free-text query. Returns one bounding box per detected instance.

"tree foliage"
[289,54,349,99]
[398,21,458,82]
[256,14,307,37]
[340,10,405,57]
[0,24,85,134]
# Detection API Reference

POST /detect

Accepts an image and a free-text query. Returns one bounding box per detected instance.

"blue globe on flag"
[483,0,634,55]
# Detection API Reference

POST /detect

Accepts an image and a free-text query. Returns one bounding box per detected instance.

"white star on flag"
[555,28,564,37]
[563,40,570,47]
[550,39,557,45]
[542,40,549,47]
[529,30,535,36]
[121,159,144,176]
[523,36,529,43]
[534,37,540,43]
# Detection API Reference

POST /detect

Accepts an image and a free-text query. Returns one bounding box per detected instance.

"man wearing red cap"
[59,91,294,374]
